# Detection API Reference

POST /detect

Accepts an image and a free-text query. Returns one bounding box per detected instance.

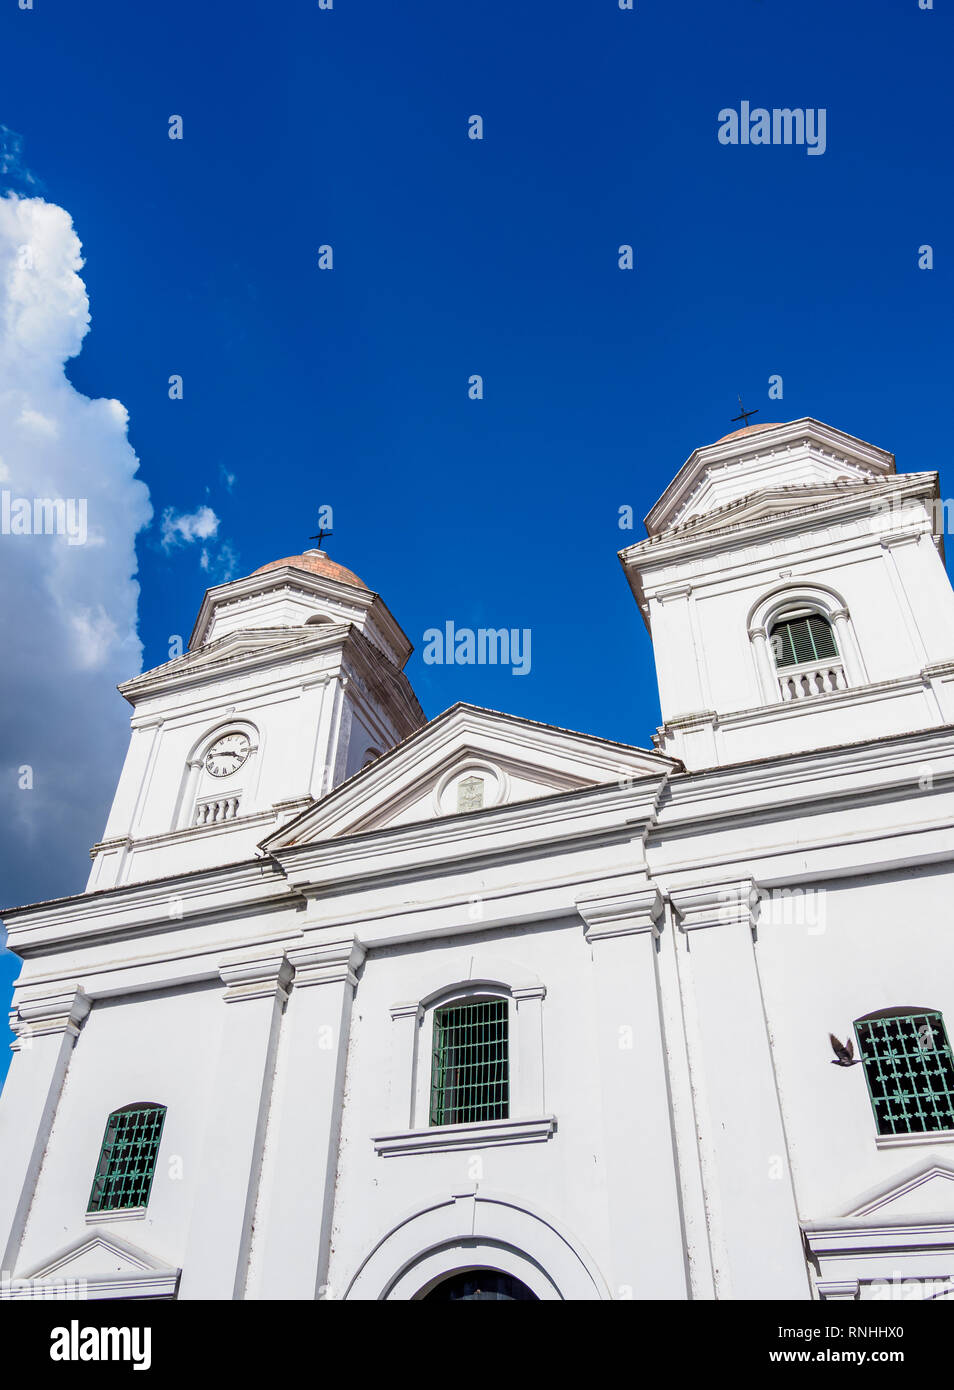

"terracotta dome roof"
[251,551,368,590]
[713,421,788,444]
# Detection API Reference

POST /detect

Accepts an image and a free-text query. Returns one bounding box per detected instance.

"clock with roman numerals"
[205,732,250,778]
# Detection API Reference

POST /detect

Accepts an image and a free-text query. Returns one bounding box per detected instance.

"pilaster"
[178,951,291,1300]
[576,886,688,1298]
[0,986,91,1273]
[669,879,809,1299]
[257,936,365,1300]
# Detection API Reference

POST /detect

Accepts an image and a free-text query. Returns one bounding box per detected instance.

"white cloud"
[17,406,58,438]
[160,503,219,550]
[199,539,239,583]
[0,126,40,190]
[212,540,239,582]
[0,193,152,910]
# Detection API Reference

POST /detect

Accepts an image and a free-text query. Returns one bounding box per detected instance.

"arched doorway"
[343,1192,610,1300]
[420,1269,538,1301]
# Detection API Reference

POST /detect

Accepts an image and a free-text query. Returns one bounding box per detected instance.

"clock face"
[205,732,251,778]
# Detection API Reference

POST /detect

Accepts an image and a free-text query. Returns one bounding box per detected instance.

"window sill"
[85,1206,147,1224]
[373,1115,556,1157]
[875,1131,954,1150]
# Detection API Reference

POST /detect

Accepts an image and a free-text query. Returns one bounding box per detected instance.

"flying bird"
[829,1033,857,1066]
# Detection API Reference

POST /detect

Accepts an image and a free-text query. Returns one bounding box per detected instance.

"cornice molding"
[624,472,936,578]
[576,886,663,942]
[187,564,413,670]
[389,1000,423,1023]
[372,1114,556,1156]
[655,731,954,824]
[881,530,923,549]
[670,879,759,933]
[219,950,293,1004]
[1,1270,180,1301]
[803,1219,954,1257]
[10,985,90,1048]
[657,670,947,745]
[512,984,547,1002]
[270,777,665,896]
[89,806,279,861]
[642,418,897,537]
[120,628,344,705]
[655,582,693,603]
[85,1207,145,1225]
[814,1278,860,1300]
[287,937,366,989]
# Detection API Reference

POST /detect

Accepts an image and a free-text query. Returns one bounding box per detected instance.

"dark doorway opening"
[421,1269,539,1301]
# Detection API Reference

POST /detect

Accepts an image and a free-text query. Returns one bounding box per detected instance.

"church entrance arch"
[343,1192,609,1301]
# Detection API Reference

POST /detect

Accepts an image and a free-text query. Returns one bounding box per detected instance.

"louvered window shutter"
[770,614,838,669]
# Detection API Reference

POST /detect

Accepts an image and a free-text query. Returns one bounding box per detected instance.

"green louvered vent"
[854,1012,954,1136]
[430,999,509,1126]
[770,614,838,669]
[87,1104,166,1213]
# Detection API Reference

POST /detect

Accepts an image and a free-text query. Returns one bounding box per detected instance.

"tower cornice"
[622,471,940,574]
[188,564,413,669]
[643,417,896,537]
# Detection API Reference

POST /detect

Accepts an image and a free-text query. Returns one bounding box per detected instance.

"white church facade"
[3,416,954,1301]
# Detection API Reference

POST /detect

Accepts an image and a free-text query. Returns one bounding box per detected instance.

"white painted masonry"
[2,419,954,1301]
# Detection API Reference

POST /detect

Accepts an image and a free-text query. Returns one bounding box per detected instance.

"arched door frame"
[342,1190,609,1301]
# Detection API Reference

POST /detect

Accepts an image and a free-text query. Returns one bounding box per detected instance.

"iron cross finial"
[308,525,333,551]
[731,393,759,429]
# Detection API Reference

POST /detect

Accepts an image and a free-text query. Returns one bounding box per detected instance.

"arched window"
[430,997,509,1126]
[748,584,864,705]
[769,610,838,669]
[854,1010,954,1137]
[305,613,333,626]
[87,1103,167,1213]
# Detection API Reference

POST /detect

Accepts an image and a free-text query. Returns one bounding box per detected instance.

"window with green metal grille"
[87,1103,166,1213]
[769,613,838,668]
[854,1011,954,1137]
[430,998,509,1126]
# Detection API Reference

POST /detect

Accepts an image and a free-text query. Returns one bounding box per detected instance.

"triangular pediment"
[261,703,676,847]
[840,1157,954,1221]
[5,1231,180,1299]
[644,418,896,536]
[665,479,896,539]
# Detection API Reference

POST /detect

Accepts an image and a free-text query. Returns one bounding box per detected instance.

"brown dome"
[714,421,788,444]
[251,551,368,590]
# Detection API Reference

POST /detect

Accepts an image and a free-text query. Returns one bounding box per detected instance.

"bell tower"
[620,418,954,769]
[87,550,425,890]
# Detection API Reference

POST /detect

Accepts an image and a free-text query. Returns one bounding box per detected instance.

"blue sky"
[0,0,951,1078]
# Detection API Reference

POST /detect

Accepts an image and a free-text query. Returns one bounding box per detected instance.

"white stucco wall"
[14,982,224,1280]
[757,865,954,1218]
